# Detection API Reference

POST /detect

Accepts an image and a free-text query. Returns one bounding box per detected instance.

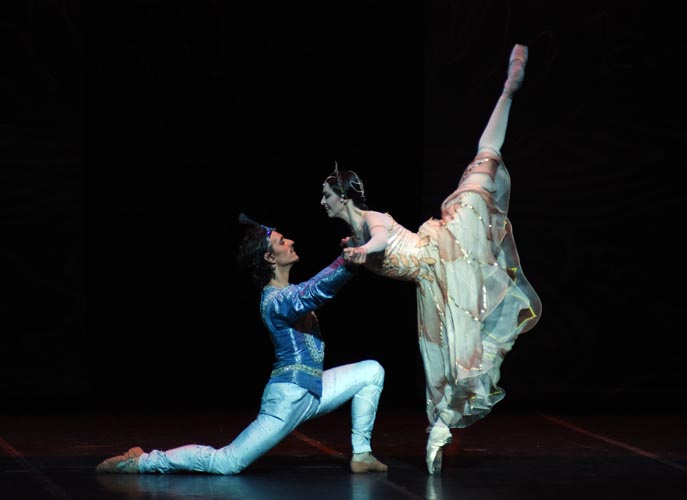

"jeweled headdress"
[325,161,365,201]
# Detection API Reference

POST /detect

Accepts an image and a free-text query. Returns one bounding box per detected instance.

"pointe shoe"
[426,425,452,475]
[350,453,389,473]
[503,44,528,97]
[95,447,144,473]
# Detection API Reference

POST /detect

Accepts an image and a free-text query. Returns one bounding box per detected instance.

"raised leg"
[477,44,528,157]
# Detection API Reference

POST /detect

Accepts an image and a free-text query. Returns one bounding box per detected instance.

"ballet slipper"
[426,425,452,475]
[503,44,528,97]
[350,452,389,473]
[95,447,144,473]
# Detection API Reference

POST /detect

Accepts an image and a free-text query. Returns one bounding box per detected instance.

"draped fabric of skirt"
[367,154,542,429]
[417,156,541,428]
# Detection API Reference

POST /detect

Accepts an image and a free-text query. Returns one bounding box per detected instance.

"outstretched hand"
[343,246,368,265]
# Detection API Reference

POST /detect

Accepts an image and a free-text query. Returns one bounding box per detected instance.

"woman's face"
[321,183,346,219]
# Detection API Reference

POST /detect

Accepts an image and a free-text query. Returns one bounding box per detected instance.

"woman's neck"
[346,206,366,237]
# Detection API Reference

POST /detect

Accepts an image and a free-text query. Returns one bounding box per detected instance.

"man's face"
[266,230,299,267]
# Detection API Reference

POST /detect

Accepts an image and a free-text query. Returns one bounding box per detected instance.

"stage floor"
[1,408,684,500]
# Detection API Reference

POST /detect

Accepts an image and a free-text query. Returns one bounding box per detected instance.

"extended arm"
[262,256,354,325]
[342,211,391,264]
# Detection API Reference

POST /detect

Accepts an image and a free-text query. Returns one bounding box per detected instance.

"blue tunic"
[260,256,354,397]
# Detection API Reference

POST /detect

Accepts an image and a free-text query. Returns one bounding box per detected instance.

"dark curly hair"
[236,213,275,289]
[323,168,369,210]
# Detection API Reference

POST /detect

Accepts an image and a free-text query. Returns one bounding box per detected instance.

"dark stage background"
[2,1,685,414]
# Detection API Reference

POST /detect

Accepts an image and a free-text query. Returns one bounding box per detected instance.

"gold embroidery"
[304,333,325,363]
[271,364,323,378]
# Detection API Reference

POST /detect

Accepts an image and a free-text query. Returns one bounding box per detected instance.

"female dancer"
[320,44,542,474]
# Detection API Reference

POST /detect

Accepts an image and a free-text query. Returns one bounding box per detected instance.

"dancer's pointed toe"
[510,44,528,66]
[95,447,144,474]
[504,44,528,97]
[426,425,452,475]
